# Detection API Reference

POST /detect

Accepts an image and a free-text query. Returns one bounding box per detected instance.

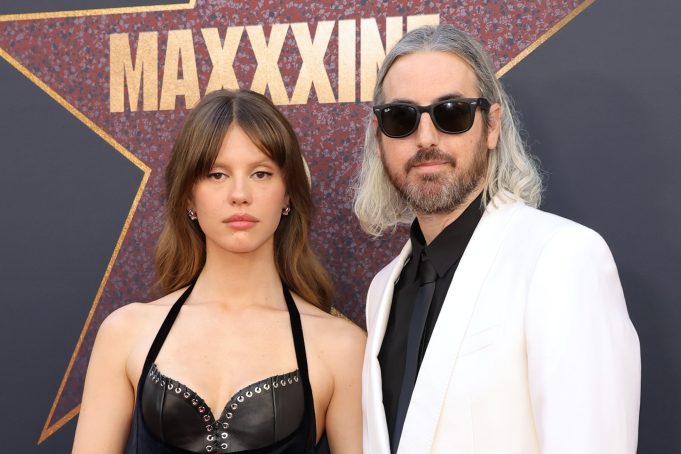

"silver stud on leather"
[246,391,253,397]
[221,432,228,439]
[294,375,299,382]
[255,386,262,393]
[168,383,173,390]
[184,391,191,398]
[221,443,228,449]
[192,399,198,406]
[237,395,244,402]
[175,387,182,394]
[263,383,270,390]
[206,446,213,452]
[273,381,279,388]
[280,379,286,386]
[206,435,214,442]
[198,406,206,413]
[230,403,238,410]
[288,378,293,384]
[226,412,233,419]
[222,422,229,429]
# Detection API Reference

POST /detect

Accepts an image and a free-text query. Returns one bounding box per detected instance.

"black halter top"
[125,283,326,453]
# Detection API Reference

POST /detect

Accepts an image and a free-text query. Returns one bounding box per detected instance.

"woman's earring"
[282,206,291,216]
[187,208,198,220]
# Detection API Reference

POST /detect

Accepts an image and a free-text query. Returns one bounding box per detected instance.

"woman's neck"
[191,240,283,310]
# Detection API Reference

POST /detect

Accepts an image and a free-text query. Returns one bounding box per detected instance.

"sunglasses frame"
[373,97,491,138]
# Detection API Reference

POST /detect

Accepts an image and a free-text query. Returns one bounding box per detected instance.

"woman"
[73,89,365,453]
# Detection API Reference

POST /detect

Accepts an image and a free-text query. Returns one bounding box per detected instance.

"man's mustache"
[405,147,456,172]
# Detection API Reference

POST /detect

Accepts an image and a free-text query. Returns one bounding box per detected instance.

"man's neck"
[416,188,483,245]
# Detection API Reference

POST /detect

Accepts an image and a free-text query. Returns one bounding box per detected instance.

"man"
[354,25,640,454]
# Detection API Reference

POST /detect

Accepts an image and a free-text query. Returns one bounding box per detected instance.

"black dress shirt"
[378,193,483,445]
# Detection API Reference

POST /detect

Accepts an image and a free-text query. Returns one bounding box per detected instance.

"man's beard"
[382,143,488,215]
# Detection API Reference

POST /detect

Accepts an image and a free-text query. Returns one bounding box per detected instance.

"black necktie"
[391,253,438,453]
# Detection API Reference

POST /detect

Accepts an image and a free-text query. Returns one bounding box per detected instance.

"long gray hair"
[352,24,542,236]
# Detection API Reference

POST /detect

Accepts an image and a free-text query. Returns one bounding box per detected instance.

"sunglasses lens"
[433,101,474,133]
[379,105,418,137]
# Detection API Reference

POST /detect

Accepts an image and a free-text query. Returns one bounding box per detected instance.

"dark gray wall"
[0,9,143,451]
[0,3,164,451]
[0,0,186,14]
[502,0,681,452]
[1,0,679,452]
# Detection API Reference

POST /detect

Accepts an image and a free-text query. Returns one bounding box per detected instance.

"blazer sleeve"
[525,225,641,454]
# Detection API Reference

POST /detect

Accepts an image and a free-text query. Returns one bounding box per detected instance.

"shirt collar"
[409,192,484,277]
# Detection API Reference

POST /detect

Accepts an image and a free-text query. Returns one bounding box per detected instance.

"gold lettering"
[337,20,356,103]
[202,27,244,94]
[109,14,442,111]
[247,24,289,105]
[407,14,440,31]
[159,29,200,111]
[109,32,158,113]
[360,17,403,102]
[290,21,335,104]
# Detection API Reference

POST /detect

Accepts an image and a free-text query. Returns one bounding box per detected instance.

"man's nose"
[414,112,439,148]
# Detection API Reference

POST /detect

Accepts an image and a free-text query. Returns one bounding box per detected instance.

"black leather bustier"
[142,365,304,452]
[125,283,324,454]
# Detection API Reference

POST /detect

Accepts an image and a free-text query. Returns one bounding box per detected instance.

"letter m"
[109,32,158,112]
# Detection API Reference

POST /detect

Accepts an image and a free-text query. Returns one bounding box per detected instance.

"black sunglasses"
[373,98,491,138]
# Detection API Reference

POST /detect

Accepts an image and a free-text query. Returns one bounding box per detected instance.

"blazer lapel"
[364,241,412,454]
[397,199,522,453]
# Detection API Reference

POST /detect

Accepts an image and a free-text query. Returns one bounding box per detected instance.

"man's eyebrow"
[385,92,465,105]
[386,97,415,104]
[435,92,465,102]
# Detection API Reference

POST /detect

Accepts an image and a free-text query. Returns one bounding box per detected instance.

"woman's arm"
[324,321,366,454]
[72,306,138,453]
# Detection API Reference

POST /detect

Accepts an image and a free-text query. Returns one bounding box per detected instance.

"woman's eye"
[207,172,226,180]
[253,171,273,180]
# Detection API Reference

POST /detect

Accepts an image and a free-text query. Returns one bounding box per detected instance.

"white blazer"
[362,198,640,454]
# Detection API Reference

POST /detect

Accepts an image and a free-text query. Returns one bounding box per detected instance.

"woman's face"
[190,124,289,256]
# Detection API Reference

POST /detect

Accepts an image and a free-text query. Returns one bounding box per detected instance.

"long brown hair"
[155,89,333,311]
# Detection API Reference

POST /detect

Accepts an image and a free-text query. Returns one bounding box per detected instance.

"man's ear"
[372,116,383,148]
[486,103,502,150]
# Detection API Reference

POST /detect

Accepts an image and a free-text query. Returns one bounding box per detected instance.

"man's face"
[378,51,500,215]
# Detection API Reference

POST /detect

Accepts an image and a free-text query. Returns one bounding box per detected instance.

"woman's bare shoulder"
[96,288,187,345]
[294,296,366,355]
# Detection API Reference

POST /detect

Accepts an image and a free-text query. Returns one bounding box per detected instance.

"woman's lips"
[223,213,258,229]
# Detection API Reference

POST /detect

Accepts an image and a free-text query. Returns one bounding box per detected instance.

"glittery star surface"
[0,0,588,441]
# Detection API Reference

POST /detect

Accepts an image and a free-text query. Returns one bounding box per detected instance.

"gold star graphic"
[0,0,594,443]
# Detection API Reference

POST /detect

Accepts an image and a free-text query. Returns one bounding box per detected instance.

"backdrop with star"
[1,0,678,452]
